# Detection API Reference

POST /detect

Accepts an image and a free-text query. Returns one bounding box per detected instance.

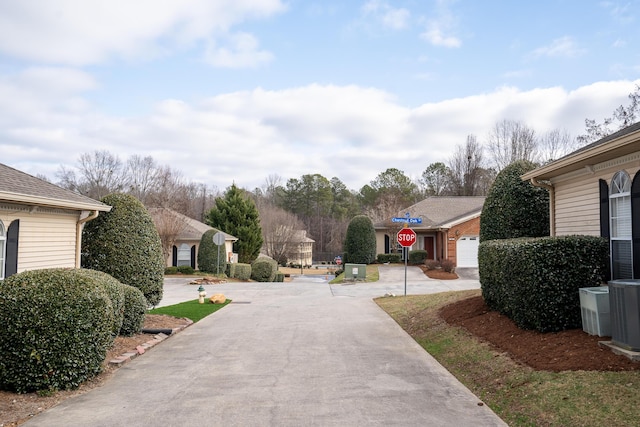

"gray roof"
[376,196,485,230]
[0,163,110,211]
[147,208,237,242]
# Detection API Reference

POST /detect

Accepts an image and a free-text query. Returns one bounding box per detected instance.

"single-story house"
[0,162,111,279]
[521,121,640,280]
[374,197,486,268]
[148,208,237,270]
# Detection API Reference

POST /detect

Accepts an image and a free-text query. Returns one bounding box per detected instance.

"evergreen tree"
[480,160,549,242]
[205,184,263,264]
[343,215,377,264]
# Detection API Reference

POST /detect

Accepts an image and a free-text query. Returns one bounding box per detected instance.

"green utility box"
[344,263,366,279]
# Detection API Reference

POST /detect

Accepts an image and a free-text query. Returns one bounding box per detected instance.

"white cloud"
[419,0,461,48]
[1,71,638,191]
[360,0,411,30]
[530,36,586,59]
[420,27,461,48]
[0,0,286,65]
[204,32,274,68]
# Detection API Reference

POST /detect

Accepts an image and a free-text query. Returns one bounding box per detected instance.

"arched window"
[0,220,6,279]
[610,171,633,279]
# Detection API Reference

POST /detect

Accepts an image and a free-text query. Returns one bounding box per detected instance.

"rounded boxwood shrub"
[0,269,114,393]
[251,257,278,282]
[120,285,147,337]
[197,229,228,274]
[480,160,549,242]
[82,193,165,306]
[344,215,377,264]
[76,269,125,337]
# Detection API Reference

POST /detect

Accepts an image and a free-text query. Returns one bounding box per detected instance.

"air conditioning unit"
[608,279,640,351]
[579,286,610,337]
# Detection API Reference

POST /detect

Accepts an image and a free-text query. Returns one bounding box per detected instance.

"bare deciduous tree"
[447,135,490,196]
[255,199,305,265]
[56,150,126,200]
[148,208,188,264]
[486,119,538,171]
[538,128,576,164]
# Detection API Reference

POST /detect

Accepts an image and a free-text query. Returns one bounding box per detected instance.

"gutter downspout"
[530,178,555,236]
[76,210,99,268]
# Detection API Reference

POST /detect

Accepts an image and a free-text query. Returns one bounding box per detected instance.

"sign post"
[212,232,225,276]
[397,226,417,296]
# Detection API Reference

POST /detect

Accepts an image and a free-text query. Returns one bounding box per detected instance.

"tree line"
[53,85,640,262]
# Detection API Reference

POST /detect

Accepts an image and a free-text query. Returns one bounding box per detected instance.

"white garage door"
[456,236,479,268]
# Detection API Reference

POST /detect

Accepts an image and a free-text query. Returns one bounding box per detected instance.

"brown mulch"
[440,295,640,372]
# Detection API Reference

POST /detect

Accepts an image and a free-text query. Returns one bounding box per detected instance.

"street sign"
[391,212,422,224]
[397,227,417,247]
[335,255,342,265]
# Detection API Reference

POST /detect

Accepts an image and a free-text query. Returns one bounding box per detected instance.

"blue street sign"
[392,212,422,224]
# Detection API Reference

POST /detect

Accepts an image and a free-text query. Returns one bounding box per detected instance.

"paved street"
[24,266,505,427]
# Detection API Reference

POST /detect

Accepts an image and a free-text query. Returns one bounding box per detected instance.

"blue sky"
[1,0,639,193]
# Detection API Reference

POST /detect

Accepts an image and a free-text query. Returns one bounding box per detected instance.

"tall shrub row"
[478,236,609,332]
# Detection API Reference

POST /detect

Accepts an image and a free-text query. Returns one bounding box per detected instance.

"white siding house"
[522,121,640,280]
[0,163,111,279]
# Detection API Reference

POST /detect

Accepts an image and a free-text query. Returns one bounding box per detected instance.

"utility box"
[344,263,366,280]
[609,279,640,351]
[579,286,610,337]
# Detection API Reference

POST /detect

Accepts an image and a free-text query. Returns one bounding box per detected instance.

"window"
[0,220,5,279]
[610,171,633,279]
[177,243,191,267]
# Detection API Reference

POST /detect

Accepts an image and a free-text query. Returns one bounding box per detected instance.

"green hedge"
[0,269,114,393]
[226,262,251,280]
[408,250,428,265]
[274,272,285,282]
[197,229,228,274]
[377,254,401,263]
[76,269,125,337]
[120,285,148,336]
[251,258,278,282]
[478,235,609,332]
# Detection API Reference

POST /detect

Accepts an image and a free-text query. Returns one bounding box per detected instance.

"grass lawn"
[330,264,380,284]
[375,290,640,427]
[148,298,231,323]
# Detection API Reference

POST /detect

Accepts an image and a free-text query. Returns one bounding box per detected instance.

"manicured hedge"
[408,250,428,265]
[0,269,114,393]
[120,285,148,336]
[344,215,376,264]
[226,263,251,280]
[76,269,125,337]
[478,235,609,332]
[251,258,278,282]
[377,254,402,263]
[82,193,165,306]
[197,229,228,274]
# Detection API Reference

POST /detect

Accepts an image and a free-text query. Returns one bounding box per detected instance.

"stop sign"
[397,227,417,247]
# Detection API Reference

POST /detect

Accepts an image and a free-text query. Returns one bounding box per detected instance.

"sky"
[1,0,640,193]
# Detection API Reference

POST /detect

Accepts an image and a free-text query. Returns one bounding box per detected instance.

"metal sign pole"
[404,247,408,296]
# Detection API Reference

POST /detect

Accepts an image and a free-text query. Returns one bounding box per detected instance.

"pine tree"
[205,184,263,264]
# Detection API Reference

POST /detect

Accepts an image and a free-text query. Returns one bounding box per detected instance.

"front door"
[424,236,435,260]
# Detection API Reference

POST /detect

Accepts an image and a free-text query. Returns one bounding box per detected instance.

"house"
[0,163,111,279]
[521,121,640,280]
[261,228,315,267]
[374,197,486,268]
[147,208,237,270]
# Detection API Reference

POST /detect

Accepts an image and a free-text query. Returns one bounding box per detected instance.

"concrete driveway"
[25,267,504,427]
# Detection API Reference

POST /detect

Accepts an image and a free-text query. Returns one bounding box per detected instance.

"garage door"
[456,236,479,268]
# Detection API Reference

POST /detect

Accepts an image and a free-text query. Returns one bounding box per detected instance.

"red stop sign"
[397,227,417,247]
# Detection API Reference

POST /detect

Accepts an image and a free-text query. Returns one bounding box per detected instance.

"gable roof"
[375,196,485,230]
[0,163,110,211]
[522,121,640,181]
[147,208,238,242]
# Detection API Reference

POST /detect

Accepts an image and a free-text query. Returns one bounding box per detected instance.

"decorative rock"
[209,293,226,304]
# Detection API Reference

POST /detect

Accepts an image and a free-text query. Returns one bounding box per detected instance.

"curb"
[109,318,194,366]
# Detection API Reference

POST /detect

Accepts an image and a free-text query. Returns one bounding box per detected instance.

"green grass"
[375,290,640,427]
[148,298,231,323]
[330,264,380,284]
